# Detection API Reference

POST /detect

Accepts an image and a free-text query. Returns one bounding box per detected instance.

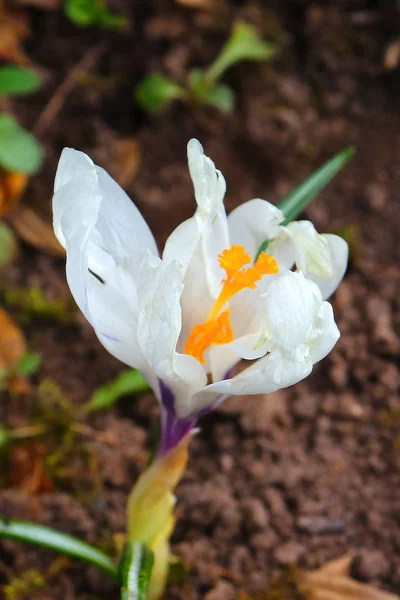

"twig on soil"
[33,42,106,137]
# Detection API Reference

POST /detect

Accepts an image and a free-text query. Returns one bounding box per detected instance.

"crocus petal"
[256,270,320,355]
[285,221,333,277]
[228,198,284,259]
[191,349,313,415]
[209,333,266,384]
[187,138,226,216]
[53,148,158,365]
[308,299,340,363]
[305,234,348,300]
[163,140,229,351]
[136,254,207,416]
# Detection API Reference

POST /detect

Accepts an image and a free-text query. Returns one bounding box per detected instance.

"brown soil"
[1,1,400,599]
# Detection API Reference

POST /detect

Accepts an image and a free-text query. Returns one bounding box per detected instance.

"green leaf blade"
[0,519,118,579]
[135,74,185,113]
[83,369,149,415]
[119,541,154,600]
[0,66,42,97]
[0,114,44,174]
[278,146,355,224]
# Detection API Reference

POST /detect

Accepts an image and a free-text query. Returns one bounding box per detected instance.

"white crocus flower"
[53,139,346,453]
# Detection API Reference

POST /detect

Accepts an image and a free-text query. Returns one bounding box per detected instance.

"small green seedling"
[0,66,44,175]
[135,22,275,114]
[65,0,128,30]
[82,368,150,415]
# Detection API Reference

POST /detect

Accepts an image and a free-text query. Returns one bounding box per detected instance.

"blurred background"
[0,0,400,598]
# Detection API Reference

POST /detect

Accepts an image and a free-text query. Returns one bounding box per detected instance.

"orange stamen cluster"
[184,245,278,364]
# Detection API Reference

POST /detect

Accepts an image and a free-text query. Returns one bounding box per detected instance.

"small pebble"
[205,580,236,600]
[297,515,345,535]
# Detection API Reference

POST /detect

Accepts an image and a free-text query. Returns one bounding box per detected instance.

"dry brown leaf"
[298,554,399,600]
[9,205,65,257]
[112,137,141,189]
[0,0,30,64]
[0,305,26,371]
[0,169,28,218]
[9,442,54,493]
[384,39,400,71]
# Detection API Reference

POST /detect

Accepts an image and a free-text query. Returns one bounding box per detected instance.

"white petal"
[285,221,333,277]
[306,234,348,300]
[86,262,159,394]
[163,141,230,354]
[209,333,266,384]
[228,198,284,259]
[308,300,340,363]
[187,138,226,217]
[136,255,207,415]
[258,271,321,354]
[190,349,313,416]
[53,147,158,357]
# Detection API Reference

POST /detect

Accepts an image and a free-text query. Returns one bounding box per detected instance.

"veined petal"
[191,349,313,415]
[256,270,321,355]
[53,148,158,366]
[228,198,284,259]
[285,220,333,277]
[305,234,348,300]
[136,254,207,416]
[163,140,230,352]
[308,299,340,363]
[209,333,266,384]
[187,138,226,217]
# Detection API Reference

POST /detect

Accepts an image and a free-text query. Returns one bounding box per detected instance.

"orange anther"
[185,245,279,364]
[184,310,233,364]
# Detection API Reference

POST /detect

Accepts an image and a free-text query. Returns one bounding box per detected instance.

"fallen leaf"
[384,39,400,71]
[298,554,399,600]
[8,205,65,256]
[0,305,31,394]
[0,168,27,217]
[0,305,26,371]
[8,442,54,493]
[0,0,30,64]
[112,137,141,189]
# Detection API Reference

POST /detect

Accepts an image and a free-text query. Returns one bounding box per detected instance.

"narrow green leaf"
[16,352,41,376]
[206,22,275,84]
[254,146,355,262]
[0,114,44,175]
[135,74,185,113]
[0,519,118,579]
[119,541,154,600]
[0,66,42,97]
[83,369,149,415]
[278,146,355,225]
[0,222,17,270]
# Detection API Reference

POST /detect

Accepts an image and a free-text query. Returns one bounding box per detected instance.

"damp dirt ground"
[1,1,400,598]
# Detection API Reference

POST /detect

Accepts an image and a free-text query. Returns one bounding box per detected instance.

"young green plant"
[136,22,275,113]
[65,0,128,30]
[0,142,353,599]
[0,65,44,175]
